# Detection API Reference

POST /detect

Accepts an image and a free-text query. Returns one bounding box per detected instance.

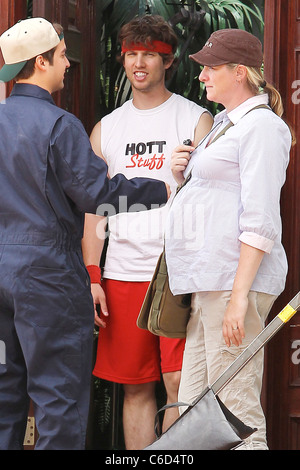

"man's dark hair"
[15,23,64,81]
[117,15,178,80]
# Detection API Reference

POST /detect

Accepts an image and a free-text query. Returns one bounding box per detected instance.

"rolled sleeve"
[239,231,274,254]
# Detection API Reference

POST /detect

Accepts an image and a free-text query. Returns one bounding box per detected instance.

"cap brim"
[189,51,228,67]
[0,61,27,83]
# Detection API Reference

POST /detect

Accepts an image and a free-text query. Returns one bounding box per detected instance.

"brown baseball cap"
[189,29,263,68]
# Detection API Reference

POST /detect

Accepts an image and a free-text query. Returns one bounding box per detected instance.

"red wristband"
[86,265,101,285]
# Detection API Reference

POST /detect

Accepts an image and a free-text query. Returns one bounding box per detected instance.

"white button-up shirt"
[165,94,291,296]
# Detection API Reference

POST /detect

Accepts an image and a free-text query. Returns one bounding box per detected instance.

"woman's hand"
[222,293,247,347]
[171,143,195,184]
[222,243,265,347]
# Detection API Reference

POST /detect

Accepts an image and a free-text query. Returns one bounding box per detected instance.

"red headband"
[121,40,173,55]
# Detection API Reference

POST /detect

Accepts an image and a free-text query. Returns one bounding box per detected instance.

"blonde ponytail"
[262,81,296,146]
[232,64,296,146]
[244,67,284,116]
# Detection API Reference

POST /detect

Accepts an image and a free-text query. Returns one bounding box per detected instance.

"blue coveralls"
[0,84,167,450]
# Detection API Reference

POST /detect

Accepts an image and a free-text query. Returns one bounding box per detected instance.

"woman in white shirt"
[166,29,294,449]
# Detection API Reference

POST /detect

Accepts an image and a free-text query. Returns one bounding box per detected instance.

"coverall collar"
[11,82,55,105]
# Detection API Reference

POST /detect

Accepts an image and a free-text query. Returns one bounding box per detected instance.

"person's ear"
[236,64,247,84]
[164,56,174,71]
[35,55,48,72]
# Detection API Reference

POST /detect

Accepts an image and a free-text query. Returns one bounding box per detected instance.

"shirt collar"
[214,93,269,126]
[228,94,269,124]
[11,83,55,105]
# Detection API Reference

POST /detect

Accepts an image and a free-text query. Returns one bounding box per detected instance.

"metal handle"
[211,291,300,396]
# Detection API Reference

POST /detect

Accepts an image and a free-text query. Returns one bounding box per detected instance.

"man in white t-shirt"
[82,15,213,449]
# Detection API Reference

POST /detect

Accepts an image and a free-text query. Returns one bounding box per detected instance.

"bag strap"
[154,401,190,438]
[208,120,234,145]
[151,251,168,314]
[175,103,270,195]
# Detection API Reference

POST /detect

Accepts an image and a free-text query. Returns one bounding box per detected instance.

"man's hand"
[91,283,109,328]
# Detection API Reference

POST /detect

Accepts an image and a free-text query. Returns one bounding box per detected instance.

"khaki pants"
[178,291,276,450]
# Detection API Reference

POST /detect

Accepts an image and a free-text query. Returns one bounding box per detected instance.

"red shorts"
[93,279,185,384]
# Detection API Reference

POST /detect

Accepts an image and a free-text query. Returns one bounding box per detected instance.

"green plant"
[27,0,33,17]
[98,0,264,117]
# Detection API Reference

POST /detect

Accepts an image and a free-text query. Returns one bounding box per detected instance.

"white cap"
[0,17,62,82]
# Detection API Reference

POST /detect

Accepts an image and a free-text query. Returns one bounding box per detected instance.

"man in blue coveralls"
[0,18,169,450]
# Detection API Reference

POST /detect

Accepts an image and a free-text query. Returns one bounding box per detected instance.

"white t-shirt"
[165,94,291,296]
[100,93,207,281]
